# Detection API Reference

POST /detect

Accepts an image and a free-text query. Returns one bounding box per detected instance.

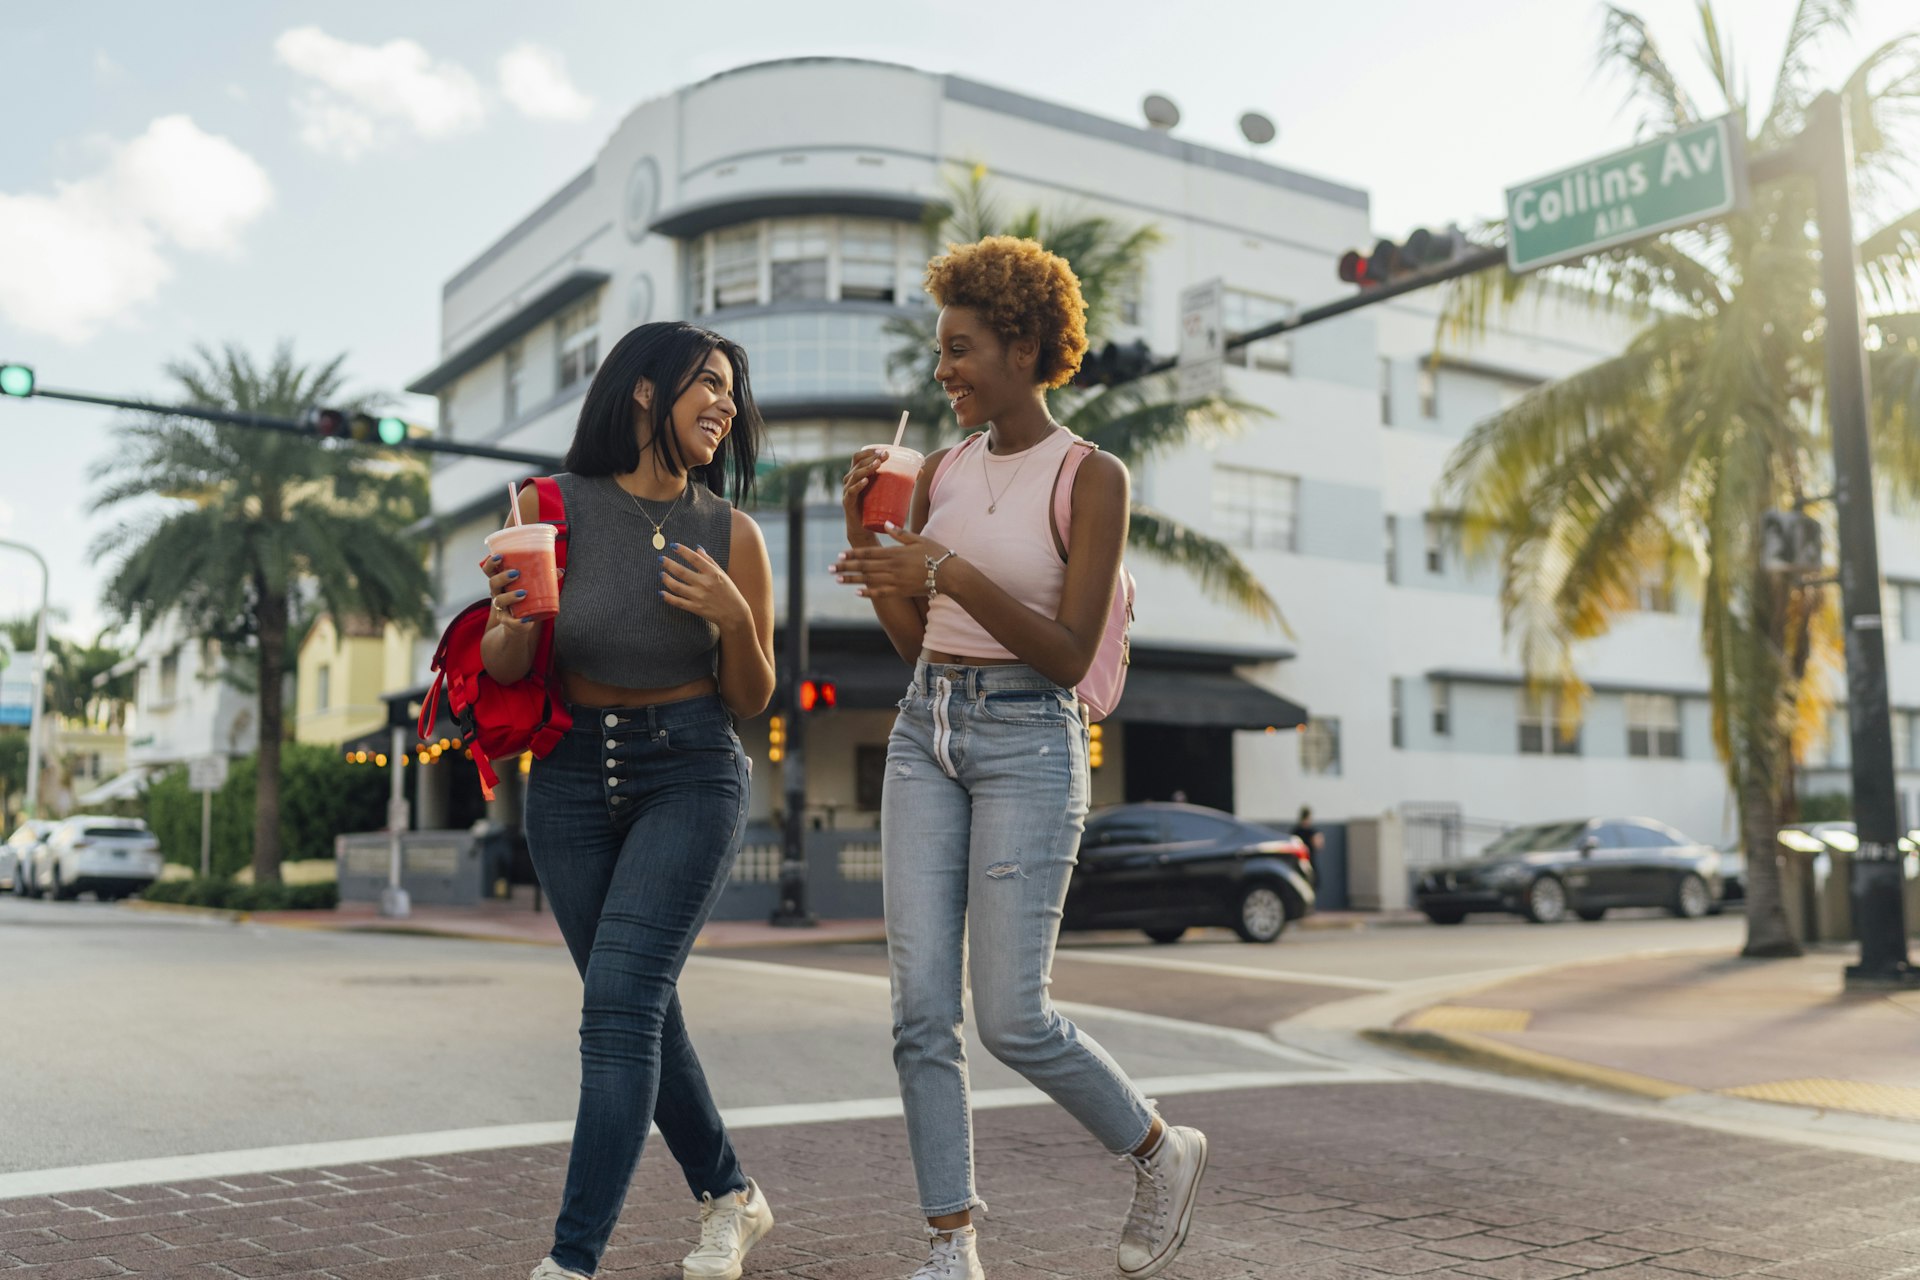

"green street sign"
[1505,114,1747,274]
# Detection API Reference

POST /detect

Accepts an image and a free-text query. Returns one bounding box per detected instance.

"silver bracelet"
[926,550,958,599]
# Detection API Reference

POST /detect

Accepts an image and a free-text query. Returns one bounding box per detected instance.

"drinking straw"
[891,410,909,449]
[506,481,523,526]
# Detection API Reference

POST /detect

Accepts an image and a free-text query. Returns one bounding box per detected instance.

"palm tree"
[91,343,432,884]
[1439,2,1920,957]
[767,168,1284,627]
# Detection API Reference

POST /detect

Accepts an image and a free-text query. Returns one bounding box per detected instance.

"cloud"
[274,26,486,159]
[0,115,272,343]
[498,44,594,121]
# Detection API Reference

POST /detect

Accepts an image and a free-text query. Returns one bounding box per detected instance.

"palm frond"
[1761,0,1856,143]
[1600,5,1698,136]
[1860,206,1920,310]
[1125,504,1287,632]
[1842,35,1920,189]
[1058,377,1263,465]
[1693,0,1745,113]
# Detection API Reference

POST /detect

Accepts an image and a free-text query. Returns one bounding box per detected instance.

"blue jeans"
[525,695,751,1276]
[883,661,1156,1216]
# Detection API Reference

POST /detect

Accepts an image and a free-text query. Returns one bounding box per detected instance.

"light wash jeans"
[883,660,1156,1216]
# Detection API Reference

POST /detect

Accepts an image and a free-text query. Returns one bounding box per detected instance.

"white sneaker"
[529,1259,589,1280]
[910,1224,985,1280]
[1117,1125,1208,1279]
[683,1178,774,1280]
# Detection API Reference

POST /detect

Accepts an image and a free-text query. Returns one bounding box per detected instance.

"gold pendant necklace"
[981,424,1058,514]
[625,480,685,550]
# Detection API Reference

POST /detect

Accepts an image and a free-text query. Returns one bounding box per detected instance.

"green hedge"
[143,742,389,877]
[139,877,339,911]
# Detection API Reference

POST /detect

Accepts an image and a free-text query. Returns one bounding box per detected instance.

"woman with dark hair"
[481,320,777,1280]
[835,238,1208,1280]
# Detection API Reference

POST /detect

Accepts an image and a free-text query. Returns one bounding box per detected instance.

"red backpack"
[418,476,572,800]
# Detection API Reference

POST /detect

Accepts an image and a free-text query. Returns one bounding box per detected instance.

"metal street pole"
[771,483,816,927]
[382,726,412,919]
[200,789,212,879]
[0,539,52,819]
[1805,92,1917,989]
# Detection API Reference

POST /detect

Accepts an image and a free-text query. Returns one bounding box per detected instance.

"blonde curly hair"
[923,235,1089,389]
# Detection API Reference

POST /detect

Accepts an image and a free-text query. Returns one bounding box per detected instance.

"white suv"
[3,820,54,894]
[36,816,164,901]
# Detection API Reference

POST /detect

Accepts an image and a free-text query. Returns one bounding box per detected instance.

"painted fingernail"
[507,569,520,579]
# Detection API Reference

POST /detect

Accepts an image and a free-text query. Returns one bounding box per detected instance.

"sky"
[1,0,1914,644]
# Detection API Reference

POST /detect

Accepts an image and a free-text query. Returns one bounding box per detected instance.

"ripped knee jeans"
[881,661,1157,1216]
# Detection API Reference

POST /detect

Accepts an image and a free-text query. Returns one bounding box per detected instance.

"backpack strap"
[927,433,986,510]
[528,475,569,574]
[1049,439,1100,563]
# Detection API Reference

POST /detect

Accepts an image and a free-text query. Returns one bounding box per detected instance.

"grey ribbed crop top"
[550,473,735,690]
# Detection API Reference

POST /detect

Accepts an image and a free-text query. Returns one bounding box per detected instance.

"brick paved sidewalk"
[9,1082,1920,1279]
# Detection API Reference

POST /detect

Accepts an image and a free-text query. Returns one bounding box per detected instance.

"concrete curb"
[1361,1026,1694,1100]
[119,899,252,924]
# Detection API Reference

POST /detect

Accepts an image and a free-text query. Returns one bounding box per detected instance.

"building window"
[1626,693,1682,758]
[438,394,455,442]
[1380,357,1394,426]
[856,744,888,812]
[1385,515,1398,584]
[503,342,524,421]
[556,295,600,390]
[157,649,180,705]
[1431,681,1451,736]
[1390,679,1403,749]
[315,664,331,712]
[1418,362,1439,418]
[1638,568,1676,613]
[1424,515,1451,575]
[1222,288,1292,373]
[1519,690,1581,755]
[770,217,831,303]
[1899,710,1919,770]
[1213,465,1298,551]
[1300,717,1341,776]
[695,216,928,314]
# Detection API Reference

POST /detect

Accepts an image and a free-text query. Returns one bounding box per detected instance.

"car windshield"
[1481,821,1588,856]
[83,826,147,840]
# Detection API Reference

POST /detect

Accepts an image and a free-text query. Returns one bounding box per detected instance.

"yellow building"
[295,616,418,747]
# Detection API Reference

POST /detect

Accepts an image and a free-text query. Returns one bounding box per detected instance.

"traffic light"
[1074,339,1157,388]
[0,364,34,398]
[768,714,787,763]
[1338,225,1471,287]
[798,677,837,712]
[1088,722,1104,769]
[303,407,418,445]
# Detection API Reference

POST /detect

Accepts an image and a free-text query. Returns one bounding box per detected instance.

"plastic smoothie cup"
[860,446,923,533]
[483,523,561,620]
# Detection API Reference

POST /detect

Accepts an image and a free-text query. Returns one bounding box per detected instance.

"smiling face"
[933,306,1038,430]
[635,348,735,472]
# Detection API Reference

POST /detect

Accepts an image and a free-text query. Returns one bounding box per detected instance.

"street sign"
[1178,278,1225,402]
[1504,114,1748,274]
[188,754,229,794]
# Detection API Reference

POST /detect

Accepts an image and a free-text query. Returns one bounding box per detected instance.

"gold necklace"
[624,479,685,550]
[981,424,1058,514]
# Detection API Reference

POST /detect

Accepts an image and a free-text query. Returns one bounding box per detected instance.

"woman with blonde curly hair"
[835,236,1208,1280]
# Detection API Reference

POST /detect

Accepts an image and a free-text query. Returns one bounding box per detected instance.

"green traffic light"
[377,416,408,446]
[0,364,35,398]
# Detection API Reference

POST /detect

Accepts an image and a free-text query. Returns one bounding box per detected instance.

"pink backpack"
[929,433,1135,721]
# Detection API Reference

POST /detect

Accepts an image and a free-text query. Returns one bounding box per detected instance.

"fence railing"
[1401,803,1514,870]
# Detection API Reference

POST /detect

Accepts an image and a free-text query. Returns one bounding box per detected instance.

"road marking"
[687,954,1347,1069]
[0,1069,1404,1200]
[1052,949,1396,991]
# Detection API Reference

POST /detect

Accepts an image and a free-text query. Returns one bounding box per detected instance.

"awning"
[407,269,610,395]
[652,191,941,238]
[1111,669,1308,730]
[77,766,154,805]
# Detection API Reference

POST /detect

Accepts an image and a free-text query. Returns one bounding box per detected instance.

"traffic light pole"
[10,385,562,469]
[772,482,816,926]
[1803,92,1916,990]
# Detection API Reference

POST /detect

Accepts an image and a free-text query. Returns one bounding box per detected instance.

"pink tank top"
[921,427,1075,659]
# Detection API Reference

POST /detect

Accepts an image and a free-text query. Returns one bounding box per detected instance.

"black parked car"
[1415,816,1722,925]
[1063,803,1316,944]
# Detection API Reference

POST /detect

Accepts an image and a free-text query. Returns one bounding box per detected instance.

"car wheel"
[1422,908,1467,925]
[1143,927,1187,945]
[1232,884,1288,943]
[1576,908,1607,922]
[1523,875,1569,924]
[50,866,68,901]
[1671,873,1712,920]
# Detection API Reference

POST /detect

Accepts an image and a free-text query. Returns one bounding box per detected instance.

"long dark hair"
[563,321,761,504]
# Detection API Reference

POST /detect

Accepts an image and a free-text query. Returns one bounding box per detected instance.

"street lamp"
[0,539,51,819]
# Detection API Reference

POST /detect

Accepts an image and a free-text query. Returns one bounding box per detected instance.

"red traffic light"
[1337,251,1368,285]
[798,678,837,712]
[1337,225,1471,289]
[305,407,348,438]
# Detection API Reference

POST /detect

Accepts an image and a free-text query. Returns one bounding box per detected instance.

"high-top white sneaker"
[529,1259,589,1280]
[1117,1125,1208,1279]
[909,1224,985,1280]
[682,1178,774,1280]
